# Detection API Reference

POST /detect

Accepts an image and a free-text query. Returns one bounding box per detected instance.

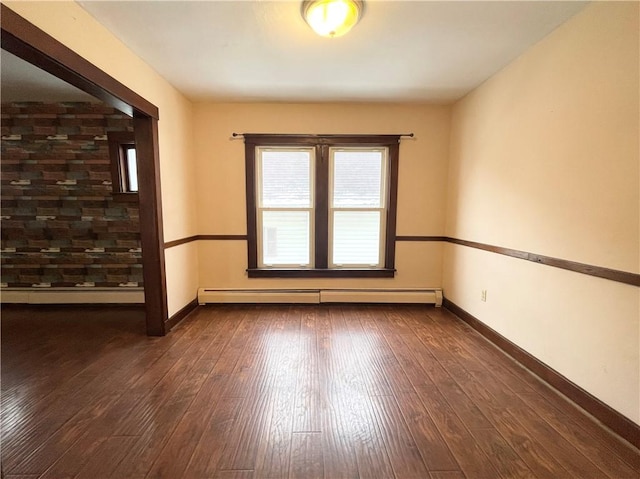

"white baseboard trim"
[1,288,145,304]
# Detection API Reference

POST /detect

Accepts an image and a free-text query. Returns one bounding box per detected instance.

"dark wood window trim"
[244,134,400,279]
[246,268,396,278]
[107,131,139,202]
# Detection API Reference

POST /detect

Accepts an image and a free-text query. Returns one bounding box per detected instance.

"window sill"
[112,192,139,203]
[247,268,396,278]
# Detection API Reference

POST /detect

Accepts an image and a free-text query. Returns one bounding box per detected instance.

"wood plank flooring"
[1,304,638,478]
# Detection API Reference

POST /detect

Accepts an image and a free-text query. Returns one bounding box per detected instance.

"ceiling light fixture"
[302,0,364,38]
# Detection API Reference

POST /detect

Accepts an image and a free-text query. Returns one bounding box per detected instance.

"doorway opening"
[1,5,168,335]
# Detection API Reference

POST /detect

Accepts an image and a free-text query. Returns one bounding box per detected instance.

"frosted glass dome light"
[302,0,363,38]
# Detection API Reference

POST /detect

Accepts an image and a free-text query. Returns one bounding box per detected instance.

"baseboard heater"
[1,288,145,304]
[197,288,442,306]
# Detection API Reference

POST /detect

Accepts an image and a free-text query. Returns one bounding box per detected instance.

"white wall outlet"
[481,289,487,302]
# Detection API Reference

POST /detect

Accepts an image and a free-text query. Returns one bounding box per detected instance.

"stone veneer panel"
[1,102,143,288]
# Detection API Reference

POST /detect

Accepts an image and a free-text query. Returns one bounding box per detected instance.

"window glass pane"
[332,211,381,265]
[262,210,310,265]
[260,150,311,207]
[333,150,382,207]
[126,148,138,192]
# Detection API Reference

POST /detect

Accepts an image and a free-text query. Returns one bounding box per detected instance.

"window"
[107,131,138,200]
[245,134,400,278]
[256,147,314,267]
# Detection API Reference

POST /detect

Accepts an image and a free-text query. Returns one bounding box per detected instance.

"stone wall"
[1,102,143,288]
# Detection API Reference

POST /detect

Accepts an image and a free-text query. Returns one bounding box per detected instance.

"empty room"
[1,1,638,478]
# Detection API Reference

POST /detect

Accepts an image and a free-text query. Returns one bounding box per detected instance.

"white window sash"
[328,208,386,268]
[328,147,389,268]
[329,147,388,209]
[255,147,315,268]
[257,207,315,268]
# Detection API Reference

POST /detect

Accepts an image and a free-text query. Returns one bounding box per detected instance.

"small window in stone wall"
[108,131,138,198]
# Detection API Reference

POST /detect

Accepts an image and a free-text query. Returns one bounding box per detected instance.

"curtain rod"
[231,133,414,138]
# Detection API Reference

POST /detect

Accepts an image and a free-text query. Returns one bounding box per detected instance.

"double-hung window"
[256,147,314,268]
[329,147,387,268]
[245,134,400,278]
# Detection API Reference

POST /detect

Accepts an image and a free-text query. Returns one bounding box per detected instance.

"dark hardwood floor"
[1,304,638,478]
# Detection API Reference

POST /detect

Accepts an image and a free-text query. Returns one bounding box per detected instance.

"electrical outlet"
[481,289,487,302]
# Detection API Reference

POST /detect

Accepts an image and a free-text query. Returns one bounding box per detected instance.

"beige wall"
[444,2,639,423]
[193,102,450,289]
[4,1,200,315]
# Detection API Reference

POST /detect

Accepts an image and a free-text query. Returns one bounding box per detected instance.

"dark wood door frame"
[1,4,169,336]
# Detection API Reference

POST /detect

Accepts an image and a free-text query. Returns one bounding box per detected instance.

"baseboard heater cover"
[198,288,442,306]
[1,288,145,304]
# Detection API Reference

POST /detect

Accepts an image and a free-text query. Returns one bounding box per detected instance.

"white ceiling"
[77,0,588,103]
[0,1,588,104]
